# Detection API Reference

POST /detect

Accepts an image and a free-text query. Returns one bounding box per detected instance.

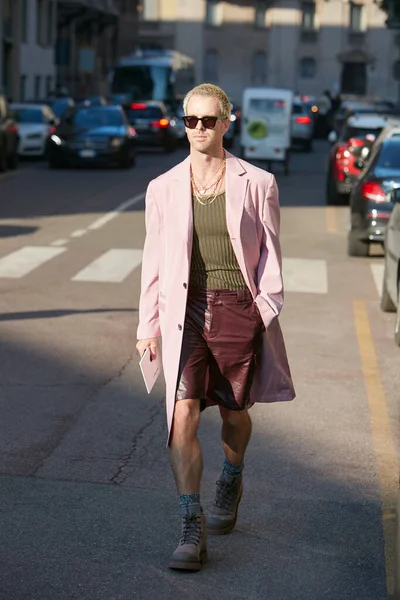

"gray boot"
[206,476,243,535]
[169,512,208,571]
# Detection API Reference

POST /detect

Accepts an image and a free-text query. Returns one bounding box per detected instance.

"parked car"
[47,105,137,169]
[333,98,396,134]
[10,103,58,157]
[291,97,314,152]
[0,93,19,171]
[122,101,177,152]
[348,137,400,256]
[372,118,400,147]
[380,187,400,346]
[326,113,389,205]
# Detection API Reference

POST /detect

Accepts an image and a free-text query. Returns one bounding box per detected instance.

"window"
[255,0,267,28]
[252,51,267,84]
[301,2,316,30]
[37,0,43,44]
[205,0,221,26]
[20,75,27,101]
[34,75,41,100]
[203,49,219,82]
[393,60,400,81]
[349,3,363,31]
[21,0,28,43]
[46,76,53,97]
[299,57,316,78]
[47,1,54,45]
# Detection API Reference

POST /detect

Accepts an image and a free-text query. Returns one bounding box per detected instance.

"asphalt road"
[0,141,398,600]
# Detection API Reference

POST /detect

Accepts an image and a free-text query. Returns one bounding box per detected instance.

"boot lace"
[214,479,239,511]
[180,514,202,546]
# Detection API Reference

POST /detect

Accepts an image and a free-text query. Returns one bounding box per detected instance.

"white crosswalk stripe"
[370,263,384,298]
[282,258,328,295]
[72,249,143,283]
[0,246,66,278]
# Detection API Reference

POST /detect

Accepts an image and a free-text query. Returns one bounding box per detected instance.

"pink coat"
[137,152,295,442]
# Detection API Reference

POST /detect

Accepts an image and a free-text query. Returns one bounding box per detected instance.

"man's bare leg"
[206,408,252,535]
[168,398,207,571]
[219,407,252,465]
[169,398,202,494]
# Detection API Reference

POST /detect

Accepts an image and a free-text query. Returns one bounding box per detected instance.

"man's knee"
[219,407,251,426]
[171,399,201,438]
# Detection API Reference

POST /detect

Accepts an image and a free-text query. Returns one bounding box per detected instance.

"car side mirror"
[328,130,337,144]
[354,159,364,170]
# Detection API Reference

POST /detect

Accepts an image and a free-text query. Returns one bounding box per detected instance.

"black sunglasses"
[182,115,227,129]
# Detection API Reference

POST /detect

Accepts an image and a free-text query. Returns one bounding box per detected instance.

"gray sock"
[179,493,202,516]
[222,458,243,484]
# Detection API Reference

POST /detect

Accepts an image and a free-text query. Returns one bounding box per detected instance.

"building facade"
[56,0,120,98]
[19,0,58,101]
[137,0,398,104]
[0,0,22,100]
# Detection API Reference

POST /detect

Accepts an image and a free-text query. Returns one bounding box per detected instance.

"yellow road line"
[326,206,338,234]
[353,300,399,596]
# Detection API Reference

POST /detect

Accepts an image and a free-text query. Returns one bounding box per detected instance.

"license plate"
[79,149,96,158]
[134,123,149,131]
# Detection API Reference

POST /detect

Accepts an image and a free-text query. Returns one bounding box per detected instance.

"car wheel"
[326,171,340,205]
[118,151,133,169]
[348,232,369,257]
[303,139,313,153]
[395,292,400,347]
[381,264,397,312]
[0,146,7,172]
[7,151,18,170]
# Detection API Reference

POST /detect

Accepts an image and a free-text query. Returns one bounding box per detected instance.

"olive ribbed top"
[189,192,247,290]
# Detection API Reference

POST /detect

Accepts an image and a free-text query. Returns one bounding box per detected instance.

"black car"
[381,187,400,346]
[348,137,400,256]
[47,105,137,169]
[122,101,177,152]
[0,93,19,171]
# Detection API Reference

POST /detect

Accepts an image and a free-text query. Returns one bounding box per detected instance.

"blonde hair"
[183,83,231,118]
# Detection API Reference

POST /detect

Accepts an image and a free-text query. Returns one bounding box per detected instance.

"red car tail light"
[151,119,169,129]
[49,126,57,134]
[128,127,137,137]
[361,181,386,202]
[337,170,346,181]
[130,103,147,109]
[7,124,18,133]
[295,116,311,125]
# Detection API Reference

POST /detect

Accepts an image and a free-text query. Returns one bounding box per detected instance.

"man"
[136,83,295,571]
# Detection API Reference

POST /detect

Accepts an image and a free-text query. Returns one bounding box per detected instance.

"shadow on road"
[0,307,136,321]
[0,330,390,600]
[0,224,38,238]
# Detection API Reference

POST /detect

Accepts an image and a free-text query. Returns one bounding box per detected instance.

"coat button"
[183,283,187,289]
[178,324,182,330]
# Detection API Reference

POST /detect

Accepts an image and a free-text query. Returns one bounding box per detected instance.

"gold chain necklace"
[191,154,226,195]
[191,166,226,206]
[191,166,224,199]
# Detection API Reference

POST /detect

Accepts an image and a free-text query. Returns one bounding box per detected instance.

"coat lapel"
[172,156,193,253]
[225,153,252,290]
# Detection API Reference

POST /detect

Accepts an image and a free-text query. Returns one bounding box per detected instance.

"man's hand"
[136,337,158,359]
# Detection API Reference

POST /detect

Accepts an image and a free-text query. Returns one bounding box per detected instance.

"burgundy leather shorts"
[176,286,265,410]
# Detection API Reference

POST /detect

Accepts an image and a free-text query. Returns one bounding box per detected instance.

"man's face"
[185,95,229,153]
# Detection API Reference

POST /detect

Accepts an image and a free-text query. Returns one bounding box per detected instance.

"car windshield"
[126,106,163,120]
[344,126,382,141]
[72,108,123,128]
[51,100,71,118]
[13,108,44,123]
[292,104,304,115]
[376,142,400,170]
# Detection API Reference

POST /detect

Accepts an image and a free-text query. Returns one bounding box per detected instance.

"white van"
[240,87,294,174]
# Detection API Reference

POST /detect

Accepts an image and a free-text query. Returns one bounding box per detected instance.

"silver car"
[291,98,314,152]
